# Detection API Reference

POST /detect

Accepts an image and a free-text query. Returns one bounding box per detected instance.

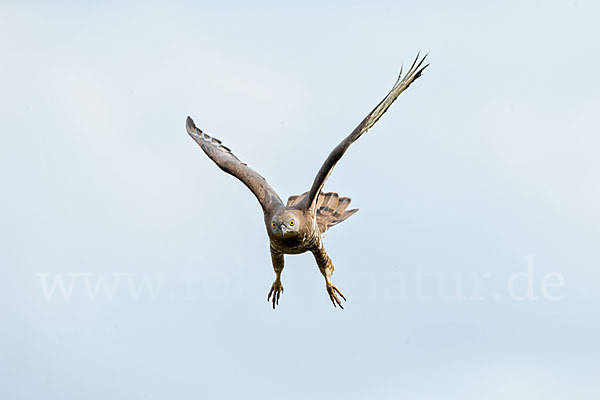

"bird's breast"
[269,231,319,255]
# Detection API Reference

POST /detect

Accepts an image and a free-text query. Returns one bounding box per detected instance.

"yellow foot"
[267,280,284,309]
[326,283,346,309]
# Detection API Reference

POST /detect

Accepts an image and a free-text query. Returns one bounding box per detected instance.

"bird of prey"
[186,53,428,309]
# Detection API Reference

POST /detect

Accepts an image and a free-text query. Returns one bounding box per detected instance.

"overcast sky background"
[1,1,599,399]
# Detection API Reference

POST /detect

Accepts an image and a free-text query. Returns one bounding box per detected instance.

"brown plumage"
[186,53,428,308]
[287,191,358,233]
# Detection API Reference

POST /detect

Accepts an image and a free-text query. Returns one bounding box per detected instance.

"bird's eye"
[272,222,276,229]
[289,219,295,226]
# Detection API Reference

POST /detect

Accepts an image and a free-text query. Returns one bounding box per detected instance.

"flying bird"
[186,53,428,309]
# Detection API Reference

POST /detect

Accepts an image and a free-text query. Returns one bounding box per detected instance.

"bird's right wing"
[186,116,283,213]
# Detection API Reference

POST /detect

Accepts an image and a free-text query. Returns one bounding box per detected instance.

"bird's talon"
[268,281,284,309]
[326,284,346,309]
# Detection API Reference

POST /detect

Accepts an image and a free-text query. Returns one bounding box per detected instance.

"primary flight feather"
[186,53,428,308]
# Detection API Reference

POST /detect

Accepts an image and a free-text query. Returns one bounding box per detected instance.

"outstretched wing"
[300,53,429,212]
[186,116,283,213]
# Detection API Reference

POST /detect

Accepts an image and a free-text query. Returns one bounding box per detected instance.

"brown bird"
[186,53,428,309]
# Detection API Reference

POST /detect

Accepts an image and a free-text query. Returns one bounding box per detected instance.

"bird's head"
[270,210,302,238]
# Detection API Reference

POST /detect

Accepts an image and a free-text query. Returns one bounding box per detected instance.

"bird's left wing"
[299,53,429,212]
[186,116,283,213]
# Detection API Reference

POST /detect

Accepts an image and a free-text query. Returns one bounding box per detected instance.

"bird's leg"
[267,250,284,309]
[312,244,346,308]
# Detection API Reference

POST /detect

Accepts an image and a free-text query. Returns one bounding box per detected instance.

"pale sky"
[1,1,599,399]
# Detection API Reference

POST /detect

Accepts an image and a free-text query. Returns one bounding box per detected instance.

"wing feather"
[186,116,283,212]
[300,53,429,211]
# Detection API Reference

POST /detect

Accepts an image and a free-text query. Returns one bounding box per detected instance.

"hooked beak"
[279,224,287,237]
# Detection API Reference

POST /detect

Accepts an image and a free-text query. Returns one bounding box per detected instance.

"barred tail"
[287,191,358,233]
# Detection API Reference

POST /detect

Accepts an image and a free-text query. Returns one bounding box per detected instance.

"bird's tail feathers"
[287,191,358,234]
